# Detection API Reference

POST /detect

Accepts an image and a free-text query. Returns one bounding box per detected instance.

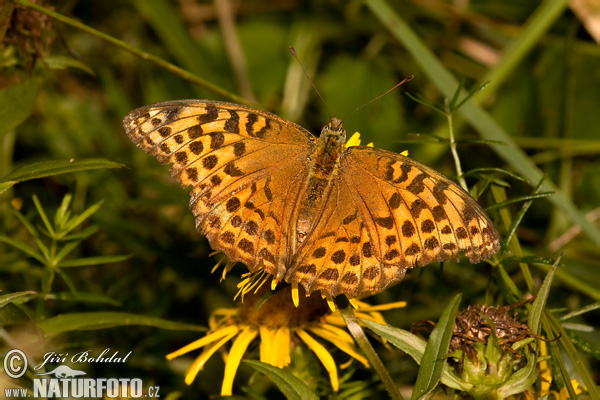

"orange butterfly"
[124,100,500,296]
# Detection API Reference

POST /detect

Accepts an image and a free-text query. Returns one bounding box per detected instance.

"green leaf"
[529,256,560,335]
[0,303,33,328]
[45,292,122,306]
[61,200,104,235]
[0,159,126,193]
[58,254,132,268]
[497,346,538,398]
[243,360,319,400]
[33,195,55,237]
[0,234,45,264]
[37,312,207,336]
[411,293,461,400]
[0,291,37,308]
[484,192,554,211]
[0,78,42,136]
[463,168,527,183]
[43,55,95,75]
[362,319,470,392]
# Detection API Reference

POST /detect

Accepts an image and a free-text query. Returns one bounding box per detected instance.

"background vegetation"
[1,0,599,398]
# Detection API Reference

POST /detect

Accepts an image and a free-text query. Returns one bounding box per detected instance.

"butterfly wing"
[287,145,500,296]
[124,100,316,276]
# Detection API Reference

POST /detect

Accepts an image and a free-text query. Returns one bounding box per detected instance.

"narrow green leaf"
[448,79,465,112]
[61,200,104,234]
[529,256,561,334]
[37,312,207,336]
[61,225,99,241]
[0,291,37,308]
[0,303,33,328]
[454,138,505,146]
[453,81,489,111]
[411,293,461,400]
[45,292,121,306]
[0,158,126,192]
[503,256,561,266]
[560,302,600,321]
[56,269,78,293]
[362,319,470,392]
[0,78,42,136]
[59,254,132,268]
[43,55,95,75]
[54,240,83,264]
[0,235,45,263]
[566,331,600,360]
[0,181,13,194]
[11,207,47,256]
[362,319,426,362]
[463,168,527,183]
[504,177,545,246]
[485,192,554,211]
[243,360,319,400]
[33,195,55,237]
[55,193,73,229]
[405,92,446,115]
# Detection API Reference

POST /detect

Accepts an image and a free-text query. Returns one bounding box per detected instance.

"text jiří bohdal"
[34,349,132,370]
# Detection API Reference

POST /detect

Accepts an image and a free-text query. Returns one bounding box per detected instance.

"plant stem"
[336,296,403,400]
[11,0,250,105]
[445,104,468,192]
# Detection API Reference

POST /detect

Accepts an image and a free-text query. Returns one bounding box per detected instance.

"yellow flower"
[166,283,405,396]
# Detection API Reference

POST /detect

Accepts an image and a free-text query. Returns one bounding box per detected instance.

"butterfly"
[123,100,500,297]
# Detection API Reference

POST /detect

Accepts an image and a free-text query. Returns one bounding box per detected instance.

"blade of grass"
[37,311,207,336]
[365,0,600,246]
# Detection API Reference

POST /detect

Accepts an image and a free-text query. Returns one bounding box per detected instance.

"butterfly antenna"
[289,46,332,120]
[342,75,414,120]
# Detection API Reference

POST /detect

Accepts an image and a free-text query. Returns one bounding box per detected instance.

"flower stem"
[336,296,403,400]
[10,0,250,105]
[444,102,468,192]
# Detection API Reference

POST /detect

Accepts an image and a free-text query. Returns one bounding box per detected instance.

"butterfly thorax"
[293,118,347,248]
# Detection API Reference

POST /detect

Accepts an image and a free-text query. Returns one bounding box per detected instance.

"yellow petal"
[292,282,300,307]
[539,341,551,394]
[359,301,407,312]
[167,325,240,360]
[367,142,374,147]
[272,327,291,367]
[296,329,339,391]
[400,150,409,156]
[259,326,275,364]
[221,327,259,396]
[184,329,239,385]
[323,292,336,312]
[314,323,354,344]
[271,278,278,291]
[346,132,362,147]
[307,326,369,368]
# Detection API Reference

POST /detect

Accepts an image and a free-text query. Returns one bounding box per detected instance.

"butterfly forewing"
[123,100,316,275]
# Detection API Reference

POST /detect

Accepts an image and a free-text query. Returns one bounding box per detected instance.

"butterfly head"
[321,117,347,145]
